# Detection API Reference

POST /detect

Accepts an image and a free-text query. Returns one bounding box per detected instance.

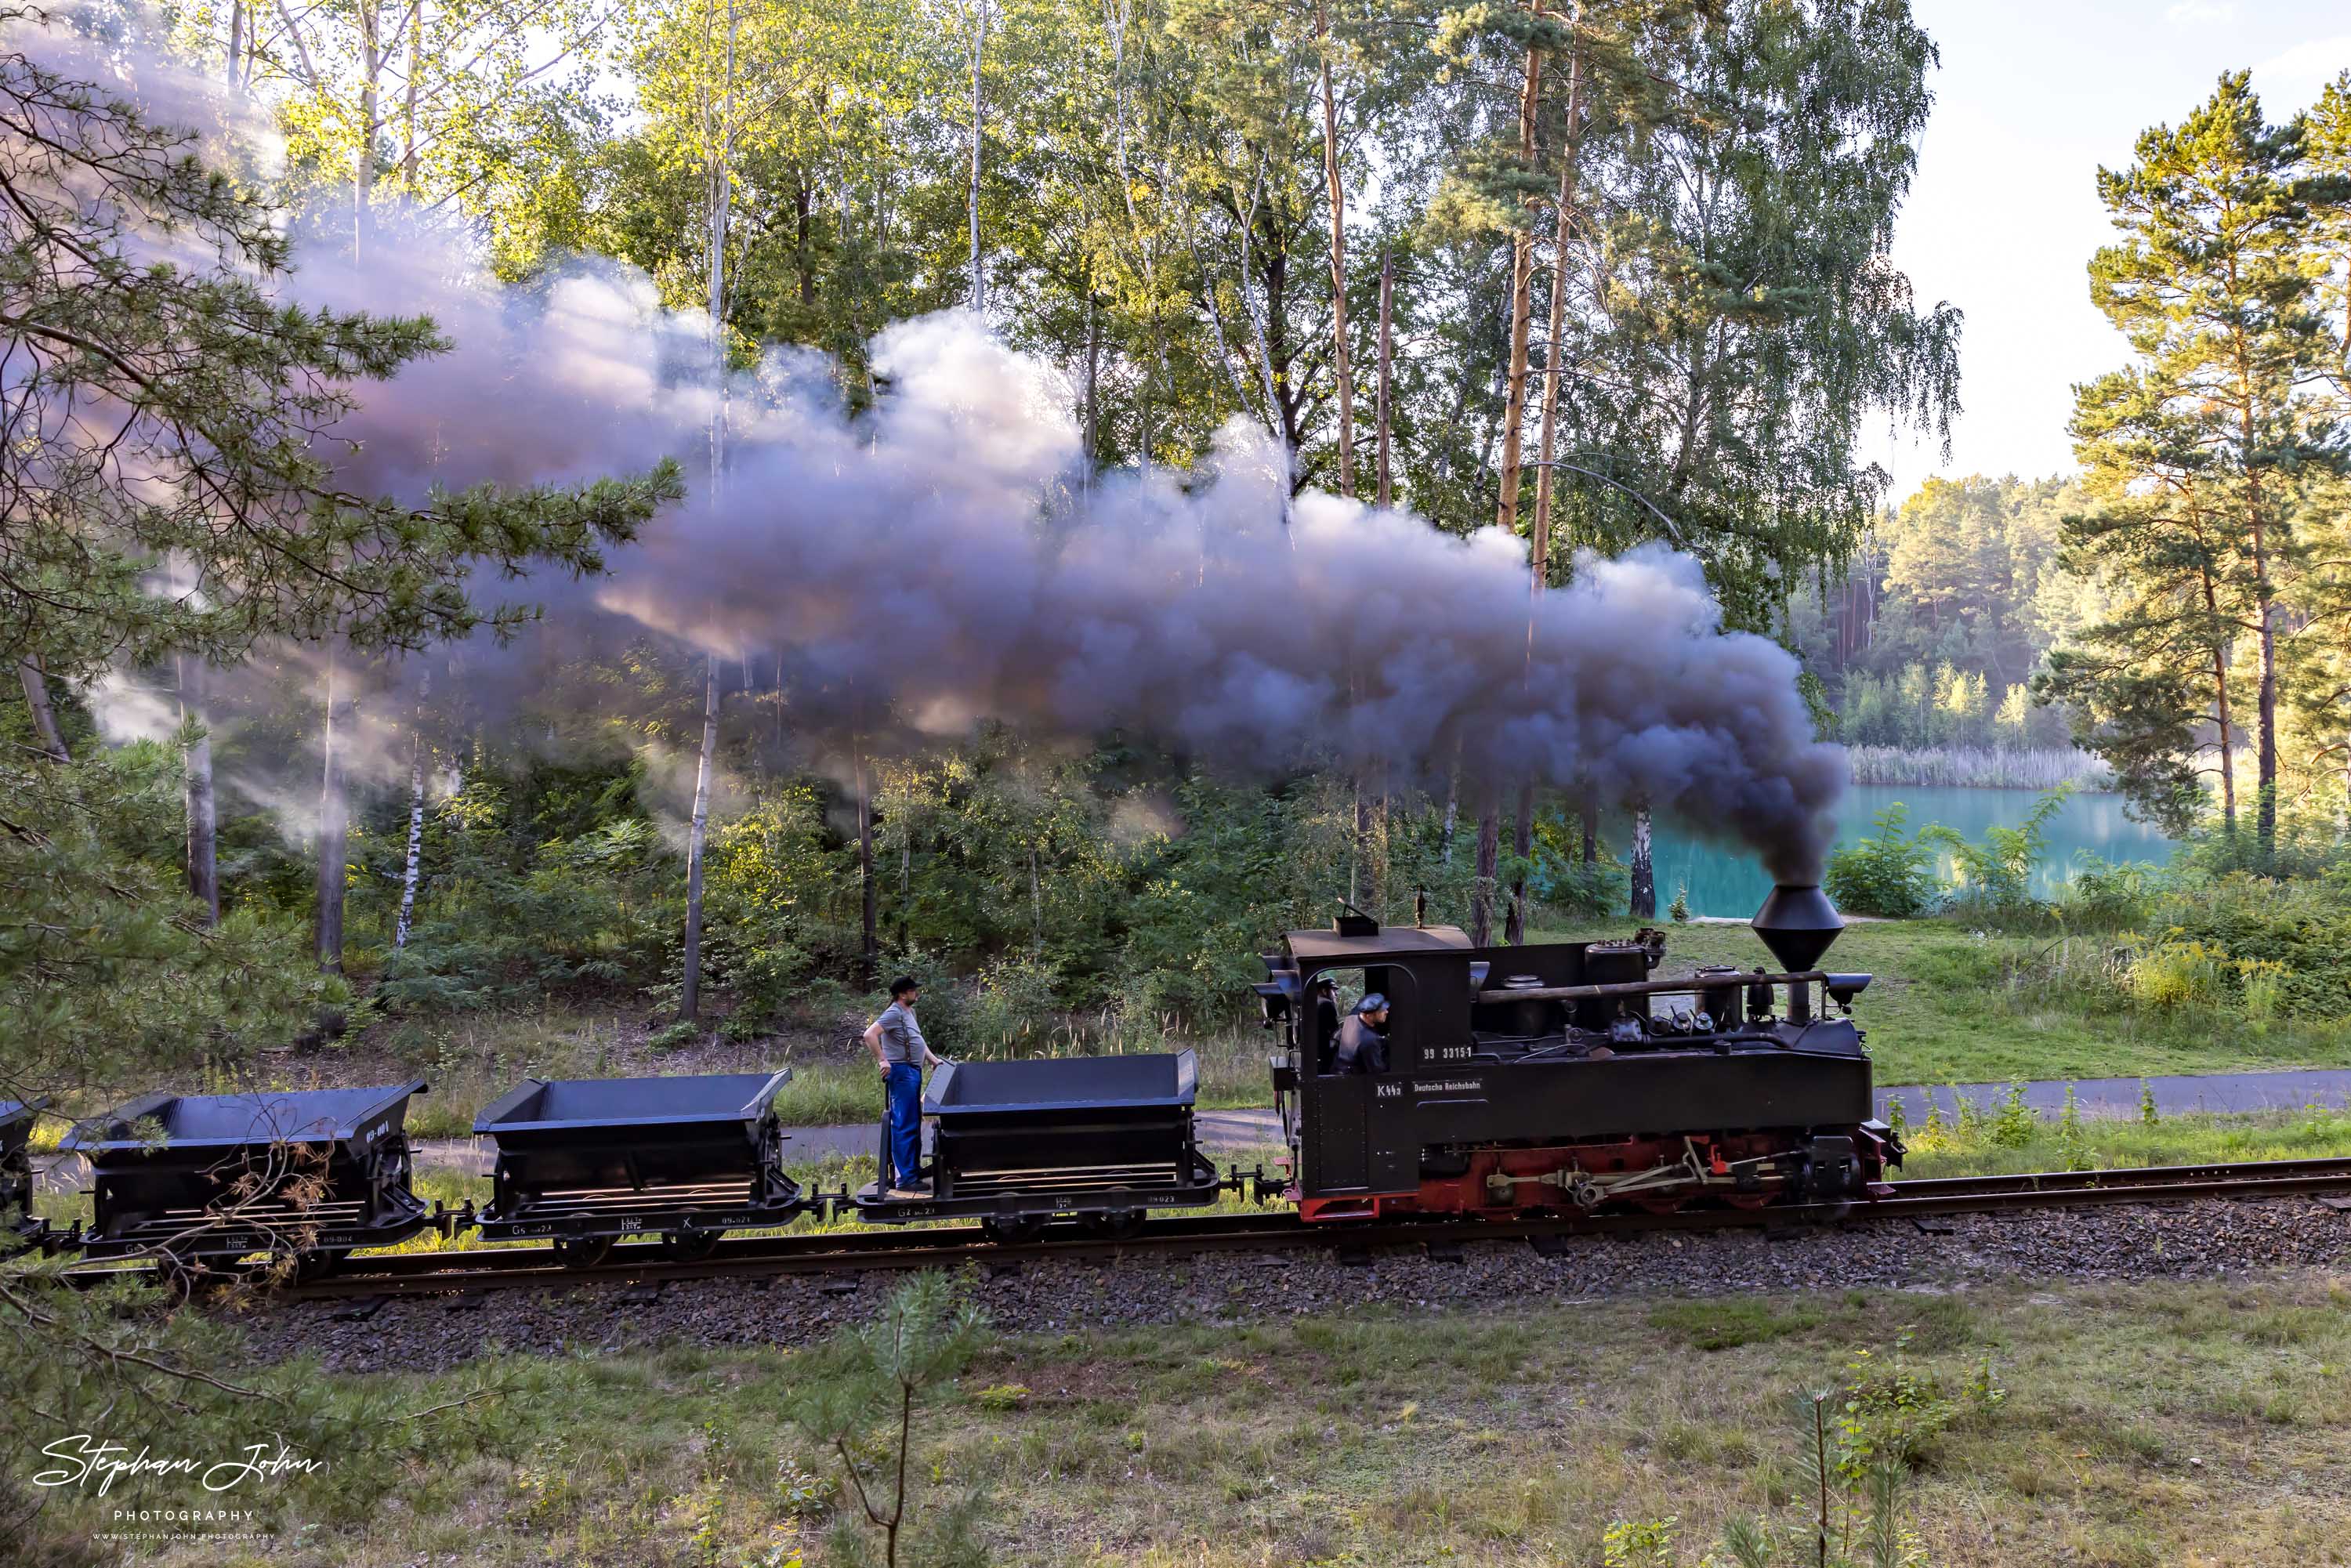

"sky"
[1868,0,2351,502]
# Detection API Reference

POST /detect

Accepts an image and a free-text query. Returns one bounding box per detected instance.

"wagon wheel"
[657,1227,723,1263]
[980,1215,1046,1245]
[1079,1209,1146,1241]
[551,1234,616,1269]
[290,1249,343,1284]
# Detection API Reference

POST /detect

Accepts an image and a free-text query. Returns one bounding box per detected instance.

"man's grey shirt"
[875,1001,928,1065]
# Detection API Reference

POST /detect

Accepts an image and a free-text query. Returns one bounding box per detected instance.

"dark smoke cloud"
[30,13,1847,882]
[320,263,1846,881]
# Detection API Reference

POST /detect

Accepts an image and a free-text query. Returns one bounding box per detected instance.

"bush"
[1922,784,2073,920]
[1825,803,1941,918]
[963,955,1063,1055]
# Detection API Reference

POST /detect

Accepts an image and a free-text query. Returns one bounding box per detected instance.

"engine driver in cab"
[1312,978,1342,1074]
[1333,993,1390,1074]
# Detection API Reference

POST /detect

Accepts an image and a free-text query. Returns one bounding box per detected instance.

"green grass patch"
[36,1273,2351,1566]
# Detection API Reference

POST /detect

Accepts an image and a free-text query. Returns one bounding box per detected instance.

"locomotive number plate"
[1425,1045,1476,1063]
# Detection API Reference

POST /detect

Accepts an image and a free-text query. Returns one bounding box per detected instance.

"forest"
[8,2,2351,1555]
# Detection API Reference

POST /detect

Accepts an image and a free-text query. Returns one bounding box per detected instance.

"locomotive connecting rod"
[1471,970,1831,1005]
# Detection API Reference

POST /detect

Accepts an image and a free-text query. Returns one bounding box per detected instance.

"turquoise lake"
[1623,784,2176,919]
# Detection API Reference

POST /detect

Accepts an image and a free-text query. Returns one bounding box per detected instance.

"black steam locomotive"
[13,886,1898,1280]
[1255,884,1901,1221]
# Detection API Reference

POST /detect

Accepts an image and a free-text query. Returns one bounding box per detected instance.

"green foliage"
[2,741,351,1093]
[2056,1085,2092,1172]
[1919,785,2072,918]
[1988,1082,2035,1150]
[1615,1332,2000,1566]
[1824,803,1941,918]
[789,1272,990,1568]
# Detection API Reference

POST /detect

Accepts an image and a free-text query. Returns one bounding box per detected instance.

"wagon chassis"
[70,1153,2351,1302]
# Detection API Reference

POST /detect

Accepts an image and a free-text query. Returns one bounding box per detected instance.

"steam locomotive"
[6,885,1900,1280]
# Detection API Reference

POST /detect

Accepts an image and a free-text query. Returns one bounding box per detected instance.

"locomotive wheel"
[1079,1209,1145,1241]
[657,1228,722,1262]
[980,1215,1046,1245]
[1633,1196,1689,1215]
[1722,1191,1776,1211]
[551,1234,616,1269]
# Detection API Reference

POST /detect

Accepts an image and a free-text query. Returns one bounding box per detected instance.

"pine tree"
[2081,71,2340,865]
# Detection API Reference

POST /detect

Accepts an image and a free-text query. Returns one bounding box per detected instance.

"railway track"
[56,1154,2351,1303]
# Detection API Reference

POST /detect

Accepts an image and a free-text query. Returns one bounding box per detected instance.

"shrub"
[1922,784,2073,920]
[1825,803,1941,918]
[963,956,1063,1055]
[2126,936,2226,1010]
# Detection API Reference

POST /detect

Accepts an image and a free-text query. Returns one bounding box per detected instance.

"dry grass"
[71,1270,2351,1566]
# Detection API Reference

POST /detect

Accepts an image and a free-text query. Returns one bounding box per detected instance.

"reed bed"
[1844,744,2113,790]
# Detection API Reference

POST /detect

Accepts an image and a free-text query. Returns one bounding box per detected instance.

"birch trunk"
[857,753,878,985]
[1375,253,1394,509]
[17,656,67,762]
[394,672,429,948]
[179,655,219,925]
[705,0,738,491]
[354,0,379,254]
[400,0,422,188]
[1628,806,1655,920]
[1493,16,1544,537]
[1313,0,1353,495]
[316,657,350,973]
[1530,24,1586,572]
[967,0,989,311]
[679,661,719,1020]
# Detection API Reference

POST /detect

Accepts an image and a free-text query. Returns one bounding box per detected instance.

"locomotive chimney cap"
[1751,883,1843,972]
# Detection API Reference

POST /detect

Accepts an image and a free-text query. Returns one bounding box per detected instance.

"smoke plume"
[22,14,1849,882]
[317,260,1847,880]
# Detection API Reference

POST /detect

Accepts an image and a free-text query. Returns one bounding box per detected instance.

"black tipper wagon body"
[61,1081,431,1262]
[473,1070,799,1263]
[2,1097,45,1243]
[853,1051,1221,1237]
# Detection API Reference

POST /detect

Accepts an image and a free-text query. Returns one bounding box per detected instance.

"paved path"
[1874,1067,2351,1123]
[34,1070,2351,1193]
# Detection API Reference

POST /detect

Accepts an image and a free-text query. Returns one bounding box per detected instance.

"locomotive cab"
[1262,886,1900,1222]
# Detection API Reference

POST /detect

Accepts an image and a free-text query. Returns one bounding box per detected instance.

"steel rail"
[164,1153,2351,1302]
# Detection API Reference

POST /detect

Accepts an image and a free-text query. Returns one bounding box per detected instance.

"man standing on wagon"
[864,975,944,1198]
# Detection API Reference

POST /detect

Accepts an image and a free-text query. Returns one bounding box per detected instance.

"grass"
[52,1270,2351,1566]
[1894,1104,2351,1179]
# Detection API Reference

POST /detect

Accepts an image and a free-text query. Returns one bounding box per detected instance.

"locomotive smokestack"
[1751,884,1842,973]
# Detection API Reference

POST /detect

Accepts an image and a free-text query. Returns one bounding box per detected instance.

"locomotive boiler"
[1255,885,1902,1221]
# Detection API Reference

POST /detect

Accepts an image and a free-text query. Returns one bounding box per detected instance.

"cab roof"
[1284,924,1473,963]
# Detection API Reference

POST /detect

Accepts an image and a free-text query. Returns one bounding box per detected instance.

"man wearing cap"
[1332,993,1391,1075]
[864,975,944,1198]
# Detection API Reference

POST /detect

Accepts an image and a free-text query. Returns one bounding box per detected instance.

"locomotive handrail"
[1471,969,1838,1004]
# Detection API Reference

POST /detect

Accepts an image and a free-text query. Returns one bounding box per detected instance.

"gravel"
[244,1196,2351,1374]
